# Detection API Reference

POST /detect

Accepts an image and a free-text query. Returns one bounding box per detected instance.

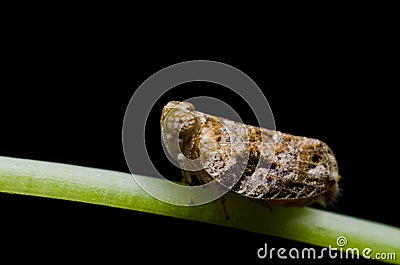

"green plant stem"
[1,156,399,264]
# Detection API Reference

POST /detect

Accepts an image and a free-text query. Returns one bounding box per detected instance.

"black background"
[1,16,399,264]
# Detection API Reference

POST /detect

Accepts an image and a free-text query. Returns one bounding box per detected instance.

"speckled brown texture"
[161,101,340,207]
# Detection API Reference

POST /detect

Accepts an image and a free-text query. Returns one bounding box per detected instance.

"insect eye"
[164,109,200,135]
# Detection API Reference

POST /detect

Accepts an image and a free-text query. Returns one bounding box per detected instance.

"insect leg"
[219,195,230,220]
[190,170,230,219]
[178,170,195,205]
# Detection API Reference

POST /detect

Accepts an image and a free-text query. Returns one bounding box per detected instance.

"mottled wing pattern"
[161,101,340,207]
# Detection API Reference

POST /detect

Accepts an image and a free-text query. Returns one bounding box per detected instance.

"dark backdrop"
[1,24,398,264]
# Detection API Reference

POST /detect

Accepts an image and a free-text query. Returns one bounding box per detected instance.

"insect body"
[161,101,340,207]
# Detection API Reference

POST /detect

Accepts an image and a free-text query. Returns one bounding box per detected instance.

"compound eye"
[164,109,200,136]
[161,101,196,126]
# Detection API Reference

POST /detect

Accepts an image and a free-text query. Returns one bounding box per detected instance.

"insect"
[160,101,340,207]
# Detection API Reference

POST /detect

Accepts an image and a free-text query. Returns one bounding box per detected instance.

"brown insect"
[160,101,340,207]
